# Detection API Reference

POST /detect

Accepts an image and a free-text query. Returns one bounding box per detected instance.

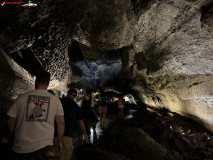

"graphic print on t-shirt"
[26,95,50,122]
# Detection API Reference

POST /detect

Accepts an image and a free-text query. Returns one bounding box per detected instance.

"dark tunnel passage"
[0,0,213,160]
[68,41,124,90]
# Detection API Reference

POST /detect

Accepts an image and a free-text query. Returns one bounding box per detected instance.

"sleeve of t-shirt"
[7,97,20,118]
[56,98,64,115]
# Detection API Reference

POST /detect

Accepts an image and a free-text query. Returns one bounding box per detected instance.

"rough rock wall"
[72,0,213,132]
[73,0,133,50]
[0,0,82,94]
[0,47,34,112]
[0,45,75,112]
[0,0,129,92]
[0,0,213,131]
[119,0,213,131]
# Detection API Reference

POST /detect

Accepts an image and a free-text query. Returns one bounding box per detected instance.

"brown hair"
[35,71,50,87]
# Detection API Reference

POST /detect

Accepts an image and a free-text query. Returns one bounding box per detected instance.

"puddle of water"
[124,109,137,119]
[124,115,134,119]
[75,110,138,143]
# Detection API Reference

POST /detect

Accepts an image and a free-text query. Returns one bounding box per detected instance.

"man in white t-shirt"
[7,71,65,160]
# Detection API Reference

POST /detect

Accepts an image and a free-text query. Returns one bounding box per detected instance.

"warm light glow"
[93,92,100,96]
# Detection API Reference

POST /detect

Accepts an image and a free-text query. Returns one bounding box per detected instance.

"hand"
[58,141,63,153]
[85,135,90,143]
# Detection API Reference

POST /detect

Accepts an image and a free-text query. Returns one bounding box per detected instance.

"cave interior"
[0,0,213,159]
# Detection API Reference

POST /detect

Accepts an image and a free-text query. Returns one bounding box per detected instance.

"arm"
[55,115,65,152]
[7,116,16,135]
[78,120,89,143]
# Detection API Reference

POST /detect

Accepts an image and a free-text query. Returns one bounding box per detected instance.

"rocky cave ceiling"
[0,0,213,131]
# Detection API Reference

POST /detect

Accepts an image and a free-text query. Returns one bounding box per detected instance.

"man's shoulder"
[60,98,80,109]
[60,97,76,105]
[60,97,69,102]
[20,90,47,96]
[22,90,60,101]
[17,90,35,98]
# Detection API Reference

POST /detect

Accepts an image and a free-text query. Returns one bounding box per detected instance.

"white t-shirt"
[7,89,64,153]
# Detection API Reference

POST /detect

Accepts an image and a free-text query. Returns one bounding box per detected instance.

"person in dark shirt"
[77,88,93,136]
[54,88,89,160]
[98,89,107,129]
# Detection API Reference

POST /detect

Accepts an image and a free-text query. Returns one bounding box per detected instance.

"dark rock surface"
[0,47,34,111]
[75,103,213,160]
[75,143,128,160]
[0,0,213,136]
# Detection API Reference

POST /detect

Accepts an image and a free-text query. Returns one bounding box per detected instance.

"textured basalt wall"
[118,0,213,131]
[0,47,34,112]
[0,0,213,131]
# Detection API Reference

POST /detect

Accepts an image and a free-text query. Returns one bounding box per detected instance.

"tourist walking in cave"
[98,89,107,129]
[75,88,84,107]
[77,88,94,136]
[117,94,125,118]
[7,71,65,160]
[55,88,89,160]
[91,91,96,113]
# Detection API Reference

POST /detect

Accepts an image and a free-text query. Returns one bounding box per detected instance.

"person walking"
[7,71,65,160]
[98,90,107,129]
[78,88,93,137]
[55,88,89,160]
[117,94,125,118]
[91,92,95,113]
[75,89,84,107]
[90,91,99,127]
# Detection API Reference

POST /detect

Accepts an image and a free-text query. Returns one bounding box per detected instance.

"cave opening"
[68,41,123,90]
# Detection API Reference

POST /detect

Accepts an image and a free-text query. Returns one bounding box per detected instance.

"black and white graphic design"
[26,95,50,122]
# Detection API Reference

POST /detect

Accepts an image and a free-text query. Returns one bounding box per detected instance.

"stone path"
[90,114,118,143]
[71,113,118,160]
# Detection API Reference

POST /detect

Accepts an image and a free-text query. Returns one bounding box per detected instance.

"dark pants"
[83,119,91,137]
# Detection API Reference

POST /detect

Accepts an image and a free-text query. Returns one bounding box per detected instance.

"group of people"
[75,88,98,137]
[6,70,126,160]
[53,88,90,160]
[6,71,90,160]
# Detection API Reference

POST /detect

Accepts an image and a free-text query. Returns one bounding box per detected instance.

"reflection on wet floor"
[89,109,137,143]
[90,114,115,143]
[124,109,137,120]
[73,110,138,144]
[71,114,117,160]
[72,114,117,147]
[71,109,137,160]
